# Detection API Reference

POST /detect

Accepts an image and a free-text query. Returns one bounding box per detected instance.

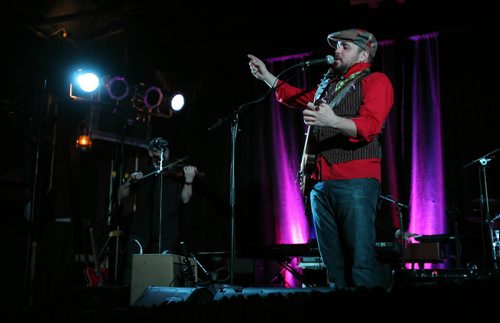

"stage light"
[69,68,101,100]
[75,69,100,92]
[78,73,99,92]
[104,76,129,101]
[129,84,186,119]
[144,86,164,110]
[168,92,185,112]
[156,91,185,116]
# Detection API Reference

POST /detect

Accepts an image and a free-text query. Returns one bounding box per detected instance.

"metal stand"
[96,153,123,286]
[207,60,318,284]
[97,109,130,285]
[179,241,195,286]
[157,147,166,254]
[379,194,409,268]
[464,147,500,271]
[97,228,122,284]
[189,252,211,280]
[208,114,239,285]
[229,116,238,285]
[130,156,188,254]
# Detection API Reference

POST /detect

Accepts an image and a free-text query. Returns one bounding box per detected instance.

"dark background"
[1,0,498,312]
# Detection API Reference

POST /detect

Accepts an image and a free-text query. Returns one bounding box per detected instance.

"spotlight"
[77,73,99,92]
[69,68,101,100]
[74,69,100,92]
[131,83,186,119]
[168,92,185,112]
[157,91,185,116]
[144,86,164,110]
[104,76,130,101]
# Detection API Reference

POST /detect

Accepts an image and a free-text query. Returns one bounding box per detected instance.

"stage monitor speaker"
[213,286,333,301]
[132,286,214,307]
[130,254,197,304]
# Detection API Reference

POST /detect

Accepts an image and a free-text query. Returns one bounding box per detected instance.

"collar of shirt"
[343,62,371,79]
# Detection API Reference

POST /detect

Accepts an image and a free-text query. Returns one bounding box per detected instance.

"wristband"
[184,182,193,185]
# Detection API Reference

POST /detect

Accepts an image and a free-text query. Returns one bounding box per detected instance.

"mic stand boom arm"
[207,60,314,285]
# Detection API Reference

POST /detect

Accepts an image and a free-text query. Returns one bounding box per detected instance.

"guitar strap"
[309,68,371,141]
[327,68,372,108]
[298,67,372,198]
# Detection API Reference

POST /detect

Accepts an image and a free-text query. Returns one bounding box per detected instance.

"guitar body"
[84,266,102,287]
[298,125,318,214]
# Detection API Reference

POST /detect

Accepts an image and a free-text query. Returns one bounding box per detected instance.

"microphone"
[300,55,334,68]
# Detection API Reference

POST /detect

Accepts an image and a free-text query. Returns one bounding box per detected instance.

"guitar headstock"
[313,69,335,104]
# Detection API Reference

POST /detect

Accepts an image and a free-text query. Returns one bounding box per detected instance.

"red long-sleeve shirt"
[275,62,394,182]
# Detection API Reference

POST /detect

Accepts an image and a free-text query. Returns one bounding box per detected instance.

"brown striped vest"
[312,70,382,164]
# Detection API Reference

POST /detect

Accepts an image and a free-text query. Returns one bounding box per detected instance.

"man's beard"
[333,61,351,75]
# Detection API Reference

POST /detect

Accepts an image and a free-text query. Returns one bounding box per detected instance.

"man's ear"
[360,50,369,63]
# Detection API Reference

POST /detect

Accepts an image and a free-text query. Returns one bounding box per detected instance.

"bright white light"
[170,93,185,111]
[77,73,100,93]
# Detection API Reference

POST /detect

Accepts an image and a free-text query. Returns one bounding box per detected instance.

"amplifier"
[406,242,446,263]
[395,269,472,284]
[130,254,197,305]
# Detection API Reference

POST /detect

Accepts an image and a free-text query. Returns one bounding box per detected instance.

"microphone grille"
[326,55,335,65]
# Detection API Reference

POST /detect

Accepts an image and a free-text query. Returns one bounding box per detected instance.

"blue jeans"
[310,178,385,289]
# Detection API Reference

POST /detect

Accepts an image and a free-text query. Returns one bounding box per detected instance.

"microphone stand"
[180,241,194,286]
[154,154,189,254]
[157,147,165,254]
[127,156,190,253]
[208,61,312,285]
[379,194,409,269]
[463,147,500,271]
[208,113,239,286]
[98,104,127,286]
[190,252,211,280]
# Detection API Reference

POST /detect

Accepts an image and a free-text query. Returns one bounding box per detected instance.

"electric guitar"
[297,70,333,207]
[82,218,108,287]
[81,218,101,287]
[297,68,371,206]
[81,219,94,287]
[88,227,107,287]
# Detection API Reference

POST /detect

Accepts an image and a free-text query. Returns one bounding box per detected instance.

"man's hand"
[303,102,338,127]
[183,166,197,183]
[248,54,278,88]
